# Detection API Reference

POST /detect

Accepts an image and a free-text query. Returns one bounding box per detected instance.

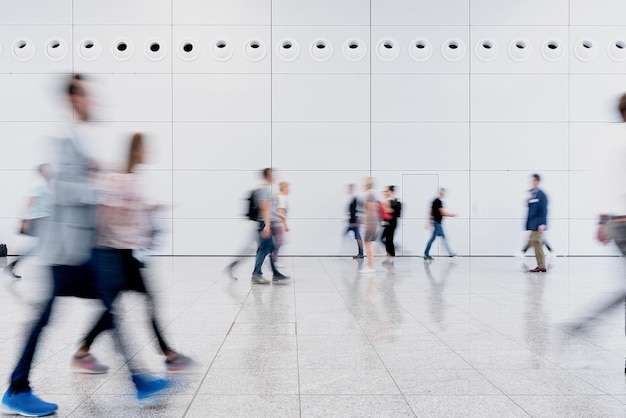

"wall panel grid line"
[0,1,621,256]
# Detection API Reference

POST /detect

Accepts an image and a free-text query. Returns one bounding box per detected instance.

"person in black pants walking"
[381,186,400,266]
[344,184,364,259]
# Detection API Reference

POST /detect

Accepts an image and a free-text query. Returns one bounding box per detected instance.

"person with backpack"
[250,168,289,284]
[424,188,457,260]
[222,177,267,280]
[381,186,401,266]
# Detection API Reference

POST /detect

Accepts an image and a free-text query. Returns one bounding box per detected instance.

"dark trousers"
[253,221,278,276]
[83,250,170,354]
[9,257,100,394]
[381,221,397,257]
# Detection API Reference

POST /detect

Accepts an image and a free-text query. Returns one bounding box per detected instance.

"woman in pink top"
[72,133,192,375]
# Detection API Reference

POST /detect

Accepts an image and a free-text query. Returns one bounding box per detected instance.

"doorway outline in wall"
[400,174,439,257]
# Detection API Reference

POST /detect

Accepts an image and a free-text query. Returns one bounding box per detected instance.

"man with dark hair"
[424,188,456,260]
[344,184,364,259]
[524,174,549,272]
[251,168,289,284]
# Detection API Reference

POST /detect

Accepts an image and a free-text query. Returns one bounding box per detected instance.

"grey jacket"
[41,136,97,266]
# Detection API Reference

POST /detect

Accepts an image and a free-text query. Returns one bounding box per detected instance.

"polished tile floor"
[2,255,626,417]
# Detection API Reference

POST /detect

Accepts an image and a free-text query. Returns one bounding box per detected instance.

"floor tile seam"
[348,270,523,404]
[316,258,418,418]
[181,285,253,418]
[289,257,303,418]
[563,368,626,397]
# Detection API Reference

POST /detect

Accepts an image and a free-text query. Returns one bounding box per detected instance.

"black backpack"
[392,199,402,218]
[0,244,7,257]
[246,189,259,221]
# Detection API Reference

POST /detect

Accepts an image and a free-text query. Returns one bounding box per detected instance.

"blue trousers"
[424,222,455,257]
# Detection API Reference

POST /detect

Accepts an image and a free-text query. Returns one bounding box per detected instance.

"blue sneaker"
[1,389,58,417]
[132,375,169,401]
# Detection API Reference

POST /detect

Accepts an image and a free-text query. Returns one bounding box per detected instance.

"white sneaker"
[515,251,525,259]
[359,267,376,274]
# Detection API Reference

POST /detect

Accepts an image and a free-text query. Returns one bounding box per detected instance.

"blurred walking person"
[569,93,626,372]
[1,75,166,418]
[424,188,456,260]
[251,168,289,284]
[71,133,192,374]
[359,177,379,274]
[271,181,290,268]
[344,184,364,259]
[381,186,401,266]
[523,174,549,272]
[4,164,54,280]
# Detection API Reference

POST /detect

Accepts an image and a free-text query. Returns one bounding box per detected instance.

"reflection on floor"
[2,256,626,417]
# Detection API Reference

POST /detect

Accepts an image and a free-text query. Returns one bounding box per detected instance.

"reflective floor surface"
[2,255,626,417]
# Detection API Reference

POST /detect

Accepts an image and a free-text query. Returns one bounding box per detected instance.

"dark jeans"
[345,224,363,256]
[381,221,397,257]
[9,256,99,394]
[83,250,170,354]
[252,221,278,276]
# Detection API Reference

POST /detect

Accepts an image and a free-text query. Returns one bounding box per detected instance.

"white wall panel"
[73,26,172,74]
[173,74,270,122]
[173,123,271,171]
[470,27,569,74]
[0,123,63,169]
[271,170,370,219]
[471,123,569,171]
[0,170,36,218]
[471,0,568,26]
[0,1,72,25]
[272,74,369,122]
[471,171,568,220]
[272,123,369,171]
[273,0,369,26]
[0,27,72,74]
[372,0,469,26]
[569,170,603,219]
[570,0,626,26]
[570,75,626,123]
[89,75,172,122]
[372,74,469,122]
[173,26,271,74]
[569,124,616,171]
[73,0,171,25]
[173,171,258,219]
[173,0,271,25]
[173,219,257,255]
[272,26,370,74]
[0,74,66,122]
[372,123,469,171]
[371,26,469,74]
[280,218,357,256]
[471,75,568,122]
